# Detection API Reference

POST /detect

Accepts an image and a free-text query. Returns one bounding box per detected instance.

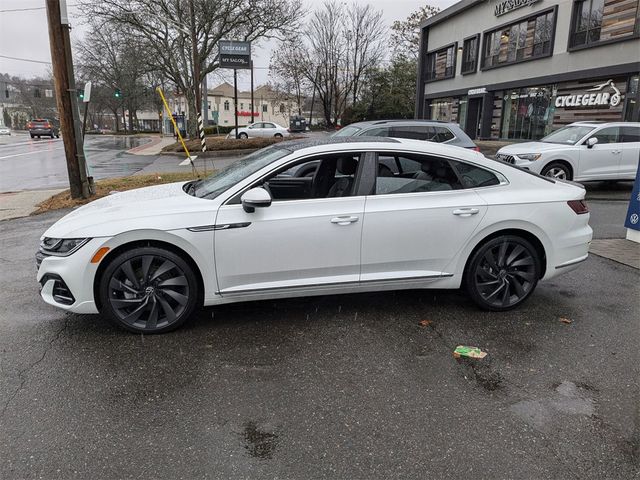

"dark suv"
[332,120,478,150]
[28,119,60,139]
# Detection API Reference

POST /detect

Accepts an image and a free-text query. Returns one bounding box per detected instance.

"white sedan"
[227,121,290,139]
[37,138,592,333]
[495,121,640,181]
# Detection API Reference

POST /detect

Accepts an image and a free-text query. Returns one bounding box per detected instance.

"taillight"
[44,123,51,128]
[567,200,589,214]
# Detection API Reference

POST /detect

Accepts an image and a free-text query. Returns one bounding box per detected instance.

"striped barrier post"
[197,112,207,153]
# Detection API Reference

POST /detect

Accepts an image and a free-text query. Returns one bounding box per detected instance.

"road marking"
[0,139,63,149]
[0,146,65,160]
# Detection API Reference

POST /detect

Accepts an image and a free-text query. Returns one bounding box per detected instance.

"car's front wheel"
[464,235,540,311]
[238,132,248,139]
[541,161,572,180]
[98,246,200,333]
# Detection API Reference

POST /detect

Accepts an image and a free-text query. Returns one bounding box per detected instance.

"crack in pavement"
[0,317,69,419]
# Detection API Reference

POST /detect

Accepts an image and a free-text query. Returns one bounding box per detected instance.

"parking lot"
[0,196,638,479]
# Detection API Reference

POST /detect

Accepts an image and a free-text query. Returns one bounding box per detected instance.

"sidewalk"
[589,239,639,269]
[126,136,176,156]
[0,189,64,221]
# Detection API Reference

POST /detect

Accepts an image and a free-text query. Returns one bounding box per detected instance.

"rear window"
[620,126,640,143]
[449,160,502,188]
[432,127,455,142]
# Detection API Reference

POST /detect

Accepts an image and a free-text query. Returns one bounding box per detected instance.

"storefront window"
[429,98,454,121]
[570,0,638,48]
[457,96,468,128]
[500,86,555,140]
[624,75,639,121]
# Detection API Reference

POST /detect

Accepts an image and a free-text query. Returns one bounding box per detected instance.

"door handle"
[612,150,622,154]
[331,216,359,225]
[452,208,480,217]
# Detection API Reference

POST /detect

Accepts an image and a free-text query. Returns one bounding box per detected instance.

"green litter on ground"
[453,345,487,359]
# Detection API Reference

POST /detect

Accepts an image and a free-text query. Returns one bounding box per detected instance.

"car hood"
[43,182,217,238]
[497,142,572,155]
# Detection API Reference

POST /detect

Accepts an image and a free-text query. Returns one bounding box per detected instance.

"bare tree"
[390,5,440,60]
[269,40,311,117]
[81,0,301,135]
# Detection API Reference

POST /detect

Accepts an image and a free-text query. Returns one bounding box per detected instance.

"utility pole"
[250,60,255,124]
[45,0,91,199]
[233,69,239,139]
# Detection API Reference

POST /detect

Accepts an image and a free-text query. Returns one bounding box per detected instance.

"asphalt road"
[0,133,159,192]
[0,200,637,479]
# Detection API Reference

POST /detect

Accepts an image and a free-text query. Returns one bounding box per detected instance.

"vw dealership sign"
[555,80,622,108]
[219,40,251,69]
[624,161,640,232]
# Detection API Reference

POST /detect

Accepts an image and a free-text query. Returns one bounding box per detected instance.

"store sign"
[468,87,487,96]
[219,40,251,69]
[554,80,623,108]
[494,0,542,17]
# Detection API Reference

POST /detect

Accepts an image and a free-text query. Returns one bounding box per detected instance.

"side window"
[432,127,455,142]
[363,127,390,136]
[449,160,502,188]
[389,125,434,141]
[374,153,462,195]
[256,154,362,201]
[590,127,620,144]
[620,126,640,143]
[264,123,276,129]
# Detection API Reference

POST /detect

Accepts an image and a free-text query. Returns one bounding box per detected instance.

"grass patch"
[33,172,199,214]
[161,135,302,153]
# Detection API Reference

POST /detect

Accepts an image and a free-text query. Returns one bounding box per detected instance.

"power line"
[0,54,52,65]
[0,4,78,13]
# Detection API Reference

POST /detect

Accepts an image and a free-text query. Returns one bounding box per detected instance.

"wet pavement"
[0,134,159,192]
[0,201,638,479]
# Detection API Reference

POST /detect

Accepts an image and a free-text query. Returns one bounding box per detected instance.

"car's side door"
[247,122,264,137]
[578,126,622,180]
[360,152,490,281]
[619,126,640,178]
[263,122,277,137]
[214,151,372,295]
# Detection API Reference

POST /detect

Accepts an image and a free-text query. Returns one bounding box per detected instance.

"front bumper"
[36,238,105,314]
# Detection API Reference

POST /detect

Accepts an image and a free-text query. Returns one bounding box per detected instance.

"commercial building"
[416,0,640,140]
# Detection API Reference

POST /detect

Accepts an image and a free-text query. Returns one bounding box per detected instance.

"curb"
[159,149,258,158]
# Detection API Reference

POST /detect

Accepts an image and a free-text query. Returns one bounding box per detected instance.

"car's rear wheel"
[274,133,283,138]
[30,134,34,138]
[238,132,248,139]
[541,161,572,180]
[98,247,199,333]
[464,235,540,311]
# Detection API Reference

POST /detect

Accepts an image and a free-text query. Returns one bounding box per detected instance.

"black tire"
[37,135,40,139]
[30,134,34,138]
[238,132,248,139]
[274,133,283,138]
[98,246,200,333]
[464,235,540,311]
[541,161,572,180]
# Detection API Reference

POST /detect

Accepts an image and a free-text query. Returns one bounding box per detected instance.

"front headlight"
[516,153,542,161]
[40,237,91,256]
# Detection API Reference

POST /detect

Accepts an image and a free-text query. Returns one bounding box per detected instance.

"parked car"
[332,119,479,150]
[0,125,10,136]
[495,121,640,181]
[27,119,60,139]
[226,122,290,139]
[37,137,592,334]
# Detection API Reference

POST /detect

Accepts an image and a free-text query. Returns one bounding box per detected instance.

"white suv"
[495,122,640,181]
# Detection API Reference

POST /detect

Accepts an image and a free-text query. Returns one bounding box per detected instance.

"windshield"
[541,125,595,145]
[331,125,362,137]
[193,146,291,199]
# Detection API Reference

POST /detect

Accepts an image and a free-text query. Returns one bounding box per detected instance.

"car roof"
[346,119,453,128]
[276,136,482,162]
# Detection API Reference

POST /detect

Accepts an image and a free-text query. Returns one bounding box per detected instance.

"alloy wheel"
[544,167,567,179]
[473,239,537,308]
[108,255,190,331]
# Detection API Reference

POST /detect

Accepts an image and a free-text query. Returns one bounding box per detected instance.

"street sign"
[219,40,251,70]
[83,81,92,103]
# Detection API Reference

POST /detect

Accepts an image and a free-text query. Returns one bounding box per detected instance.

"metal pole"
[202,74,208,125]
[250,60,254,124]
[234,68,239,139]
[189,0,201,140]
[82,101,89,139]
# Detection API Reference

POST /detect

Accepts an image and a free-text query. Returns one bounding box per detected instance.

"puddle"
[242,421,278,459]
[510,381,595,429]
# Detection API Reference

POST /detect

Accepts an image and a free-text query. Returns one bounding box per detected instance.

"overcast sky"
[0,0,457,89]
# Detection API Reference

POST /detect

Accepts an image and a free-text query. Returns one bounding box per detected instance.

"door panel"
[620,127,640,178]
[215,197,365,294]
[361,190,487,280]
[578,127,621,179]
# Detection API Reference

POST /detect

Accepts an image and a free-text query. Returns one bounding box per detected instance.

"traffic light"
[114,88,122,98]
[78,89,84,100]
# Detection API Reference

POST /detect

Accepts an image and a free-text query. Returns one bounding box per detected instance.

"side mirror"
[241,187,272,213]
[586,137,598,149]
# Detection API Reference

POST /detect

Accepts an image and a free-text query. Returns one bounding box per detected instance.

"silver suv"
[496,122,640,181]
[332,120,479,150]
